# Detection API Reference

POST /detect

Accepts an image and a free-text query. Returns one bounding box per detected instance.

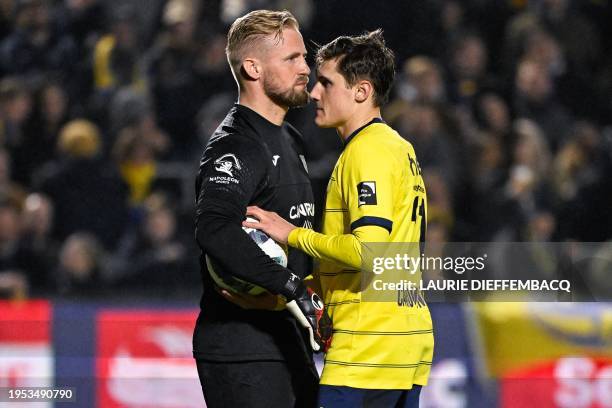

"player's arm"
[288,225,389,269]
[245,144,395,269]
[244,206,388,269]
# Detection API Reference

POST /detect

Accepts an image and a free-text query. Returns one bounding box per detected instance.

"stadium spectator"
[14,79,70,184]
[146,0,204,156]
[403,56,446,104]
[0,0,15,41]
[0,147,27,208]
[108,193,191,294]
[0,0,77,82]
[34,119,128,249]
[112,126,161,211]
[494,119,554,240]
[513,59,573,150]
[553,122,612,241]
[521,28,565,78]
[445,32,492,107]
[108,88,169,154]
[0,77,31,151]
[467,134,509,240]
[18,192,56,292]
[474,92,512,138]
[392,102,461,191]
[64,0,106,53]
[92,3,144,94]
[507,0,602,77]
[55,232,104,296]
[0,200,25,273]
[0,270,28,299]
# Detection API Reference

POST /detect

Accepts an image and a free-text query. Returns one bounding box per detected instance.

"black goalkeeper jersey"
[193,104,315,361]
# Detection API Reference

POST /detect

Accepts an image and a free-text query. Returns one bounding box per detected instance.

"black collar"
[234,103,283,130]
[343,117,384,147]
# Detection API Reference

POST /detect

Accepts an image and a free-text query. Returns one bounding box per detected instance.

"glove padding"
[282,274,332,352]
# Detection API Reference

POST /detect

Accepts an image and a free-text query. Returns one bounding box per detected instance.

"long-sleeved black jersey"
[193,104,315,361]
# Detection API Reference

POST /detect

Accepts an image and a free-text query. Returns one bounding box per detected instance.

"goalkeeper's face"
[261,28,311,108]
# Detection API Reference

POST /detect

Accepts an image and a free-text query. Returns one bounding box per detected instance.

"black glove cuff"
[280,272,306,300]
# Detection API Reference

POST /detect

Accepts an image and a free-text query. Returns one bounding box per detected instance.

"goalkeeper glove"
[281,273,332,352]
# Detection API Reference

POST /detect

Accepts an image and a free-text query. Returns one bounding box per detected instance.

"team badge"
[214,153,241,177]
[357,181,377,206]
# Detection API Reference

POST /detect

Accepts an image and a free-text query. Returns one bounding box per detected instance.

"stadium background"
[0,0,611,406]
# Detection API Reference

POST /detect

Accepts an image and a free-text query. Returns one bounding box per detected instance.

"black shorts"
[196,359,319,408]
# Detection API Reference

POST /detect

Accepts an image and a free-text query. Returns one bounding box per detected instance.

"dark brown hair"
[316,29,395,106]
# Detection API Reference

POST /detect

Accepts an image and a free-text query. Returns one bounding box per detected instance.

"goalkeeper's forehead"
[241,27,305,59]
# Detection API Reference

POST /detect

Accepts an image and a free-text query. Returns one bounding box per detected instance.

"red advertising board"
[501,357,612,408]
[96,309,204,408]
[0,300,54,407]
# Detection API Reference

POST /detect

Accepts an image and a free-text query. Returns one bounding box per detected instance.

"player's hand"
[244,206,296,245]
[218,288,285,311]
[281,275,332,352]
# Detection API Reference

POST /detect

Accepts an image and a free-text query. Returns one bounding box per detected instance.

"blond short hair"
[58,119,101,158]
[226,10,299,81]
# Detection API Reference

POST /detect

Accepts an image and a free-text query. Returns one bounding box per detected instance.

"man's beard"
[264,76,310,108]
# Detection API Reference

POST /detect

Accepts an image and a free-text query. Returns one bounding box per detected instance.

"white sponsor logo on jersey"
[289,202,315,219]
[272,155,280,166]
[214,153,241,177]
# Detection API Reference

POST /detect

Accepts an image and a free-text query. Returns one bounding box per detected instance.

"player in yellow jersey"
[243,30,433,407]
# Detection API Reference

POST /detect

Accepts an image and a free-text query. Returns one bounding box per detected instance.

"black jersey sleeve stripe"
[350,216,393,233]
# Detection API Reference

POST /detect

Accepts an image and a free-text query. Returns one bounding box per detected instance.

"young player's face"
[310,59,355,128]
[261,28,311,108]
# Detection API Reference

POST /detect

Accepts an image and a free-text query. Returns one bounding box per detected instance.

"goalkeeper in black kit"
[193,10,331,408]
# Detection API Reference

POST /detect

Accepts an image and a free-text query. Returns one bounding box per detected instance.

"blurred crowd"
[0,0,610,299]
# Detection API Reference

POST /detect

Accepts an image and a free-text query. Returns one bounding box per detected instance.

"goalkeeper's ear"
[242,57,262,81]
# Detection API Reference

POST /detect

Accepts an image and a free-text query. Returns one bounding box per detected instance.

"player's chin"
[314,114,331,128]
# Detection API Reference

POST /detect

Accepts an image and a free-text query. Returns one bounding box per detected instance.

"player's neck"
[337,107,382,140]
[238,90,287,126]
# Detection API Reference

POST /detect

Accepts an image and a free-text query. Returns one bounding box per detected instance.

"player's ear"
[355,80,373,103]
[242,57,262,80]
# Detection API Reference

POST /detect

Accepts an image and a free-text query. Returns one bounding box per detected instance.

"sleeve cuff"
[288,227,310,247]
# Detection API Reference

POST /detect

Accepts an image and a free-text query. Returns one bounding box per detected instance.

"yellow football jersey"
[289,118,434,389]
